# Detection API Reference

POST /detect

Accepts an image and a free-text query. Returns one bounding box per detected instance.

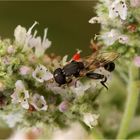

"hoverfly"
[53,41,119,89]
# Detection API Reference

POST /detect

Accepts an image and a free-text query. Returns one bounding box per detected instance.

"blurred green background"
[0,1,99,57]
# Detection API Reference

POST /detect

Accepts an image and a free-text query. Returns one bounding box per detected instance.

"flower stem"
[91,128,104,139]
[117,63,140,139]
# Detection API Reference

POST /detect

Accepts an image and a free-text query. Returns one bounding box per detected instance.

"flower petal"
[14,25,26,45]
[30,94,48,111]
[15,80,25,91]
[70,81,90,96]
[83,113,99,128]
[109,0,127,20]
[101,29,120,45]
[11,92,19,104]
[21,99,29,109]
[118,0,127,20]
[88,17,101,24]
[32,65,53,83]
[118,35,129,44]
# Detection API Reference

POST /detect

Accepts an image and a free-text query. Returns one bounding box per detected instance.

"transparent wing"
[82,51,120,70]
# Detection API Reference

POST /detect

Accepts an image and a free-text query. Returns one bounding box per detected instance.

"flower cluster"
[11,80,48,111]
[89,0,140,138]
[14,21,51,58]
[89,0,140,70]
[0,22,105,130]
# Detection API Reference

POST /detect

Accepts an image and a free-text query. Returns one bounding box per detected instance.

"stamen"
[33,30,38,37]
[43,28,48,42]
[27,21,39,35]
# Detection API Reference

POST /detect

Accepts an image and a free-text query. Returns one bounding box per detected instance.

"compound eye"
[104,62,115,72]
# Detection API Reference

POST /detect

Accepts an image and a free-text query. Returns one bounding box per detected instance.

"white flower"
[11,80,30,109]
[14,25,27,45]
[14,22,51,56]
[2,111,23,128]
[83,113,99,129]
[109,0,127,20]
[29,28,52,58]
[88,16,101,24]
[32,65,53,83]
[14,21,38,47]
[70,81,90,96]
[101,29,120,45]
[84,80,97,92]
[102,29,128,45]
[46,82,67,94]
[61,55,68,66]
[52,123,87,140]
[30,94,48,111]
[118,35,129,44]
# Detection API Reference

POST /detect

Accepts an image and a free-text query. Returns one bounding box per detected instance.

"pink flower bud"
[28,54,37,64]
[130,0,140,7]
[7,45,15,54]
[134,56,140,67]
[58,101,69,112]
[19,66,32,75]
[2,57,10,65]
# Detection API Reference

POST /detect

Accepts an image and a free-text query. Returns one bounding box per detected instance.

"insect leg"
[86,72,108,89]
[74,78,80,87]
[86,72,104,79]
[100,76,108,90]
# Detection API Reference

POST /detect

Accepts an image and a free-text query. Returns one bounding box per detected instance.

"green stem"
[91,128,105,139]
[117,63,140,139]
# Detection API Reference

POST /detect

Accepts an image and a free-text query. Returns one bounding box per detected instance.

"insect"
[53,50,119,89]
[82,52,118,89]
